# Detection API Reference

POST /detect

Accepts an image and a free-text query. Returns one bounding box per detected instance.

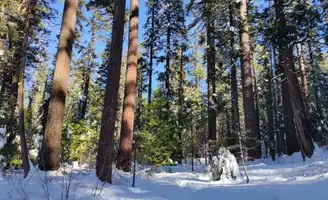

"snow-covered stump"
[210,147,240,181]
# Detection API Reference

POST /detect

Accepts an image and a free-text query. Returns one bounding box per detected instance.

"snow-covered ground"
[1,148,328,200]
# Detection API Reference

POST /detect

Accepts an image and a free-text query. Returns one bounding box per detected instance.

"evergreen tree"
[274,0,314,158]
[39,0,78,171]
[96,0,126,183]
[117,0,139,172]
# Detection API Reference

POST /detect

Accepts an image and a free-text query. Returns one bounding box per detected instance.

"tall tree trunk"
[229,4,239,156]
[239,0,261,159]
[135,58,144,132]
[206,7,216,150]
[165,11,171,110]
[271,44,286,155]
[265,57,275,160]
[274,0,314,158]
[280,50,299,155]
[117,0,139,172]
[147,2,155,104]
[177,48,184,164]
[96,0,126,183]
[307,43,323,143]
[308,43,323,119]
[80,14,97,119]
[15,0,37,177]
[252,61,260,118]
[39,0,78,171]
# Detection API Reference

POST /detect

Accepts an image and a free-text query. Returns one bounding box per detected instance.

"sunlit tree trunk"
[39,0,78,171]
[239,0,261,159]
[117,0,139,172]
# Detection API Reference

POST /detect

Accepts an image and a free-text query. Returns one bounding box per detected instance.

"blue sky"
[49,0,148,58]
[47,0,157,89]
[46,0,265,93]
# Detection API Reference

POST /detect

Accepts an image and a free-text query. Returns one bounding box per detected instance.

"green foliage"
[0,140,21,169]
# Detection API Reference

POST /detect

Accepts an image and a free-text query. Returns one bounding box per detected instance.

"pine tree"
[39,0,78,171]
[96,0,126,183]
[274,0,314,158]
[239,0,261,159]
[228,3,240,156]
[144,0,159,104]
[79,12,97,120]
[205,0,217,153]
[117,0,139,172]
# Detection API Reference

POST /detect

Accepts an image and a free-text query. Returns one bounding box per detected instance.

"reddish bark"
[239,0,261,159]
[96,0,126,183]
[39,0,78,171]
[117,0,139,172]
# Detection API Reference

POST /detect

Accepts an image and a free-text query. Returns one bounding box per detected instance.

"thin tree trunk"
[39,0,78,171]
[96,0,126,183]
[239,0,261,159]
[206,18,216,146]
[308,43,323,120]
[16,0,38,177]
[135,59,143,132]
[117,0,139,172]
[165,11,171,110]
[80,14,97,119]
[229,4,239,157]
[147,2,155,104]
[177,48,184,164]
[271,44,286,155]
[265,57,275,160]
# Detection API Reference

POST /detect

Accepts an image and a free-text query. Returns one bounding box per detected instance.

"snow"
[210,147,240,181]
[0,138,5,149]
[0,126,6,150]
[29,149,39,159]
[1,148,328,200]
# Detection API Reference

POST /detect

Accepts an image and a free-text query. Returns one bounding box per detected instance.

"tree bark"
[271,44,286,155]
[96,0,126,183]
[274,0,314,158]
[206,8,216,147]
[296,43,308,98]
[15,0,37,177]
[147,2,155,104]
[265,57,275,160]
[80,14,97,119]
[117,0,139,172]
[229,4,239,156]
[39,0,78,171]
[165,11,171,110]
[239,0,261,159]
[177,48,184,164]
[308,43,323,120]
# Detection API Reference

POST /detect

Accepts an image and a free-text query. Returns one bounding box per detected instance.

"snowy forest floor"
[1,148,328,200]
